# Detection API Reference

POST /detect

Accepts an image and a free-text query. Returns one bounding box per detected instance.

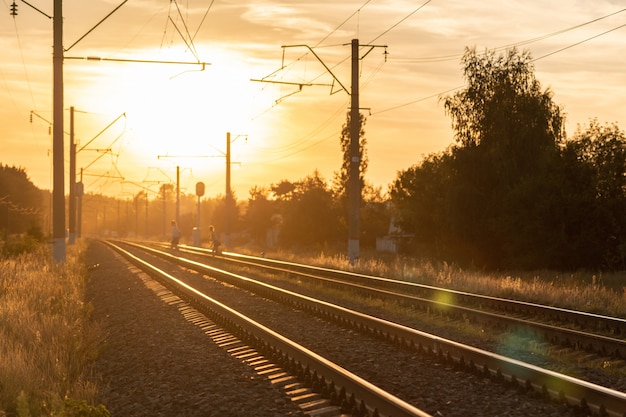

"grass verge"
[238,247,626,318]
[0,242,108,417]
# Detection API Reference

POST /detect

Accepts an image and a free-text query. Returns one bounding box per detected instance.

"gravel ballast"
[85,241,600,417]
[85,241,304,417]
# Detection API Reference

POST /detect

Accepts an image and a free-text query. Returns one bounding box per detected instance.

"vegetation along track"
[108,240,626,417]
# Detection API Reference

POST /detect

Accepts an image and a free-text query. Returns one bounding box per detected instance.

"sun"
[69,46,277,194]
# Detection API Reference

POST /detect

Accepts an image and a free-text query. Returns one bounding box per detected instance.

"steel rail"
[131,241,626,417]
[176,243,626,339]
[105,240,432,417]
[156,243,626,359]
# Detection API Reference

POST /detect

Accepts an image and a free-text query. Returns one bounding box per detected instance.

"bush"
[61,398,110,417]
[1,235,41,258]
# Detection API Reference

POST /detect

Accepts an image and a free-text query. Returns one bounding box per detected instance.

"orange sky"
[1,1,625,200]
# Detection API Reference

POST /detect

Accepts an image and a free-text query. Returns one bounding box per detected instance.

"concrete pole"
[176,165,180,225]
[225,132,232,247]
[77,168,83,238]
[194,194,200,246]
[69,106,76,244]
[145,193,148,239]
[348,38,361,264]
[52,0,65,262]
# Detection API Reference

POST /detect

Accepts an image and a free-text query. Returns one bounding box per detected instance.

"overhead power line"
[65,0,129,52]
[374,9,626,115]
[392,7,626,63]
[368,0,432,44]
[533,22,626,61]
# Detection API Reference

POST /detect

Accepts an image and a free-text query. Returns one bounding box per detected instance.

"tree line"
[390,48,626,270]
[0,165,48,243]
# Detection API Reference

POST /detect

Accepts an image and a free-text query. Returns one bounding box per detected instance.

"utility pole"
[225,132,232,247]
[256,40,386,265]
[77,169,83,238]
[52,0,65,262]
[194,181,205,246]
[222,131,247,248]
[68,106,76,244]
[348,39,360,264]
[71,111,126,242]
[21,0,204,261]
[176,165,180,226]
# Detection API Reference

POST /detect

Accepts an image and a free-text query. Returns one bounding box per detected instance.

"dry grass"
[244,248,626,318]
[0,243,104,417]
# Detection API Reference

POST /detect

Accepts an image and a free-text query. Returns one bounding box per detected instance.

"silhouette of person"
[209,225,220,254]
[170,220,181,249]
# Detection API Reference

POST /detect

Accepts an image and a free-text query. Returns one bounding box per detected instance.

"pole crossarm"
[250,78,314,90]
[78,112,126,152]
[120,181,160,194]
[29,110,53,133]
[279,44,350,95]
[158,155,215,159]
[65,56,210,68]
[81,172,124,179]
[19,0,51,19]
[64,0,128,52]
[351,43,388,60]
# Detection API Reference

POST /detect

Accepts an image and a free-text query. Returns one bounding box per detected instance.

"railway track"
[106,240,626,417]
[164,243,626,362]
[105,240,430,417]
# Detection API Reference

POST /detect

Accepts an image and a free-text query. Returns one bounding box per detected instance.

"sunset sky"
[1,1,624,200]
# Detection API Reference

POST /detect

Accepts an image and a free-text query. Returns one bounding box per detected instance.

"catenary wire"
[171,0,199,60]
[373,11,626,115]
[8,7,36,111]
[367,0,432,45]
[533,22,626,61]
[191,0,215,42]
[391,8,626,63]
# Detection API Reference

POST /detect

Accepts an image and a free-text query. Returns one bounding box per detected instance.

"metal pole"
[348,38,361,264]
[194,194,200,246]
[162,187,166,238]
[77,168,83,238]
[52,0,65,262]
[225,131,231,247]
[68,106,76,244]
[176,165,180,225]
[145,193,148,239]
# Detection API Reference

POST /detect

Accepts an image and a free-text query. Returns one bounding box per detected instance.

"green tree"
[243,186,277,246]
[277,171,343,250]
[561,120,626,268]
[360,184,392,249]
[0,165,45,238]
[335,112,368,198]
[390,152,454,259]
[444,48,565,268]
[334,112,391,249]
[392,48,567,269]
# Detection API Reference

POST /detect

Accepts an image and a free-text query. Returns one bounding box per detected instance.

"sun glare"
[70,46,278,195]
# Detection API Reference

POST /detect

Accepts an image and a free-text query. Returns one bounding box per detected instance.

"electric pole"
[69,106,76,244]
[225,132,232,247]
[223,131,246,248]
[52,0,65,262]
[255,40,386,265]
[176,165,180,226]
[348,39,360,264]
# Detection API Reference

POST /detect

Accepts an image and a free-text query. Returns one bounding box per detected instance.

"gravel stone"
[86,241,603,417]
[85,241,304,417]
